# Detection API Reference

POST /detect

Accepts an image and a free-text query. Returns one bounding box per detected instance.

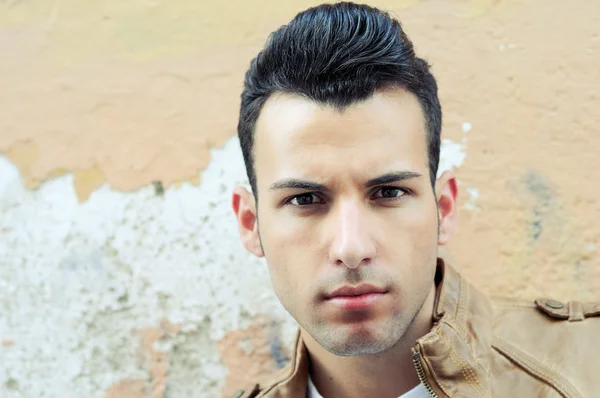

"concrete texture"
[1,0,599,397]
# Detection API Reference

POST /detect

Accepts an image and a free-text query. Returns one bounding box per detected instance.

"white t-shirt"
[307,375,429,398]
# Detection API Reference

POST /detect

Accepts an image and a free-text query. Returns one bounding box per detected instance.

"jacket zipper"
[411,347,438,398]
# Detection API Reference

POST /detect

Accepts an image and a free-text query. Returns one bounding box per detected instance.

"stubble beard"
[306,288,431,357]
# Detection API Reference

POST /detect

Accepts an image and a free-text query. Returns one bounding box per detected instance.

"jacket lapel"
[414,259,494,398]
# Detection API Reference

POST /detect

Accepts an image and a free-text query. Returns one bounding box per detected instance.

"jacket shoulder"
[490,295,600,323]
[490,295,600,345]
[489,296,600,397]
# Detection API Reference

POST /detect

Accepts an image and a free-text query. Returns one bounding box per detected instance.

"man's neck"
[302,284,436,398]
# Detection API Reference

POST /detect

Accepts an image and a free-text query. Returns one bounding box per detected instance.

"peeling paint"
[135,321,179,398]
[461,122,472,134]
[105,379,147,398]
[438,139,467,176]
[73,165,106,202]
[3,141,40,189]
[0,0,422,198]
[217,316,290,398]
[464,187,480,212]
[0,137,295,397]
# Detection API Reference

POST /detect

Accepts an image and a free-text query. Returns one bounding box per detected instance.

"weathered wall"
[1,0,599,397]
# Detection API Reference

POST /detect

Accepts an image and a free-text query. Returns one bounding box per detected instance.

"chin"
[315,324,400,357]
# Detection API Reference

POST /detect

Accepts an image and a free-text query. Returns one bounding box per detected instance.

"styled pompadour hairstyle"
[237,2,442,196]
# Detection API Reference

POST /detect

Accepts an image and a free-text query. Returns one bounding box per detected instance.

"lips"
[324,284,388,311]
[325,284,387,299]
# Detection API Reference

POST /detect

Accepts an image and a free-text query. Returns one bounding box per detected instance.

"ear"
[232,186,264,257]
[435,171,459,246]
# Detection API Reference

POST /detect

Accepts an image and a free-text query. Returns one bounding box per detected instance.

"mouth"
[324,284,388,311]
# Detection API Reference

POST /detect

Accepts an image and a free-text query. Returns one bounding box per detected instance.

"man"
[231,3,599,397]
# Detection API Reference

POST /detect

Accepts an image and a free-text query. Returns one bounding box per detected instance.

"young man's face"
[233,88,457,356]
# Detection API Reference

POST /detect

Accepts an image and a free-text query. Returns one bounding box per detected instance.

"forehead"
[253,88,428,186]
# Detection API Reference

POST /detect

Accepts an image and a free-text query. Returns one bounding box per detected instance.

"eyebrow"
[269,179,329,192]
[269,171,422,192]
[364,171,422,188]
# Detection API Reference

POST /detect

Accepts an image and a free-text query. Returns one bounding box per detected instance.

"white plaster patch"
[498,42,517,51]
[0,137,296,397]
[461,122,472,133]
[437,138,467,177]
[585,242,596,253]
[464,187,481,212]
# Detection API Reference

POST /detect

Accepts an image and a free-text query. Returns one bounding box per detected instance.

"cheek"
[266,258,311,320]
[380,199,439,275]
[259,214,313,309]
[259,206,322,263]
[384,197,439,239]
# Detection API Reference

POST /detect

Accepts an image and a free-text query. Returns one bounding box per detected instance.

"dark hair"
[237,2,442,197]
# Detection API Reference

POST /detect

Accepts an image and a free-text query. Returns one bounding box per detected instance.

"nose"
[328,200,376,269]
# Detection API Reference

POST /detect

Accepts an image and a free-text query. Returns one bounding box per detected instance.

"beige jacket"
[232,260,600,398]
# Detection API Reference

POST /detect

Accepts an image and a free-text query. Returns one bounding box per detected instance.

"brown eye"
[372,187,405,199]
[289,193,322,206]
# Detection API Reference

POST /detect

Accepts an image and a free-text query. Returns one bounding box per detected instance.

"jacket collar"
[257,258,494,398]
[417,258,495,398]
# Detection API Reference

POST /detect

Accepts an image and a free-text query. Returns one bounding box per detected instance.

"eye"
[371,187,407,200]
[287,193,324,206]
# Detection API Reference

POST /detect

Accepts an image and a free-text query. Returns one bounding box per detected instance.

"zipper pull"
[412,347,439,398]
